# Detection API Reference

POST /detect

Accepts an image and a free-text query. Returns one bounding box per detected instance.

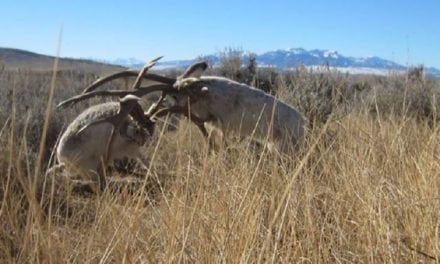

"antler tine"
[149,56,164,64]
[145,91,167,117]
[83,71,175,93]
[128,57,172,117]
[132,56,163,90]
[57,84,174,109]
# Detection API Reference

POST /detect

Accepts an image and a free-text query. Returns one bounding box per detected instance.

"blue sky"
[1,0,439,68]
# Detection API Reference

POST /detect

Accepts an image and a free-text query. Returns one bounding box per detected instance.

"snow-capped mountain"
[108,48,440,77]
[254,48,405,70]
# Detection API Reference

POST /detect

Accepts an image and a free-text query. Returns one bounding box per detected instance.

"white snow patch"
[323,50,339,59]
[287,48,305,54]
[304,65,405,76]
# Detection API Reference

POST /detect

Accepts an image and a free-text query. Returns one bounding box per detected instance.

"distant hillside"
[0,48,124,73]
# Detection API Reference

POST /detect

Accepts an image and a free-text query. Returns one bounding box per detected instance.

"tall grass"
[0,64,439,262]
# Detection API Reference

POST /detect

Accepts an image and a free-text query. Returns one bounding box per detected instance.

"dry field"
[0,64,439,263]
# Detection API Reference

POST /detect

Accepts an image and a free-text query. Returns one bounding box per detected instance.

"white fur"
[56,102,151,182]
[174,75,305,154]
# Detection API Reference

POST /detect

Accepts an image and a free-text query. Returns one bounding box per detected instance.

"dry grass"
[0,65,439,263]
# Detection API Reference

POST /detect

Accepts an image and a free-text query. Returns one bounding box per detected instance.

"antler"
[76,60,158,134]
[83,56,175,93]
[58,57,178,110]
[57,84,174,109]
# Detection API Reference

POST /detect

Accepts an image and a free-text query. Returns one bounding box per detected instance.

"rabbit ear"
[174,61,208,90]
[181,61,208,79]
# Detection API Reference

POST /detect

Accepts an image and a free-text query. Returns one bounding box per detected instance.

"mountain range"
[1,47,439,77]
[110,48,440,77]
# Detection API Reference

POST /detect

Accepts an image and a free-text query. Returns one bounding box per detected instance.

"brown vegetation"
[0,48,124,72]
[0,59,439,262]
